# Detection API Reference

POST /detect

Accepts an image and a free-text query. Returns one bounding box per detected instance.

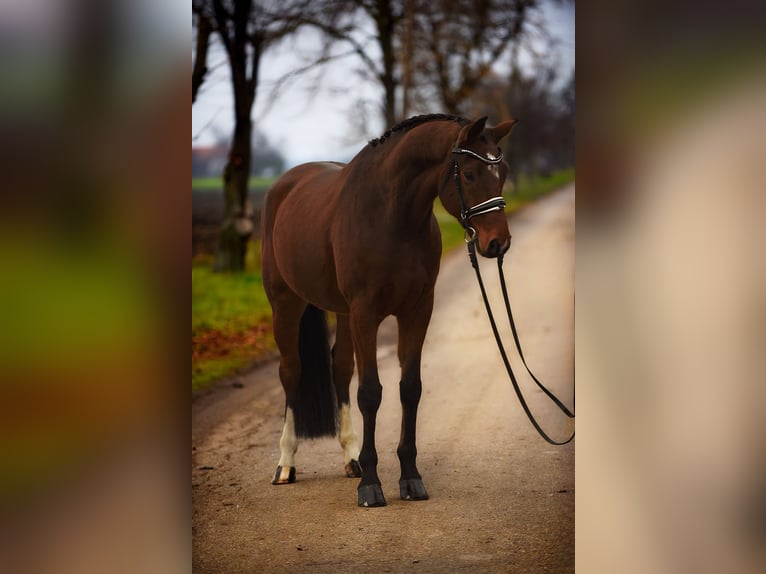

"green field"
[192,176,276,191]
[192,168,574,391]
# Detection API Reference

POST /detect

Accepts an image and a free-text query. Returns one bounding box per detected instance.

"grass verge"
[191,168,573,391]
[192,247,274,391]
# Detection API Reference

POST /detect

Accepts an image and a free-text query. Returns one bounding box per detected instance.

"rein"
[451,149,575,446]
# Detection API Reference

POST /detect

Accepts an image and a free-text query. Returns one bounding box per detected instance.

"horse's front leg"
[350,308,386,507]
[396,295,433,501]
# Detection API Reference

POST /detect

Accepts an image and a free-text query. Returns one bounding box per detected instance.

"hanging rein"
[451,148,575,446]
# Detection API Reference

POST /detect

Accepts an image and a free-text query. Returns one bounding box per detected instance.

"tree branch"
[192,11,213,103]
[211,0,236,64]
[303,17,382,78]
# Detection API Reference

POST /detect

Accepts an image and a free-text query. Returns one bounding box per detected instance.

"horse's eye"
[464,171,475,182]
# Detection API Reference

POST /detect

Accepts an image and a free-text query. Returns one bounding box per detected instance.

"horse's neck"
[382,127,456,229]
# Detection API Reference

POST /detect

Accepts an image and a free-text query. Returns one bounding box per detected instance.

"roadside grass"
[191,168,573,391]
[192,246,274,391]
[506,167,575,212]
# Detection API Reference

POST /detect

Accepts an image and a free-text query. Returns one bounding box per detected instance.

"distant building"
[192,131,286,179]
[192,144,228,178]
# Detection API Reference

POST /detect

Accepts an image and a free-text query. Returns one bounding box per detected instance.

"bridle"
[451,147,507,240]
[450,146,575,446]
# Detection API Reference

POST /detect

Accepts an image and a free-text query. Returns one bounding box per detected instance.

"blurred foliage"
[575,4,766,573]
[0,0,182,571]
[0,238,164,501]
[0,242,155,372]
[616,46,766,143]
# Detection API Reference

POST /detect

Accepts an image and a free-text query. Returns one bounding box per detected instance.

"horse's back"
[262,162,345,237]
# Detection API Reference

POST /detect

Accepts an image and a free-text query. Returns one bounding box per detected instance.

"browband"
[451,148,504,164]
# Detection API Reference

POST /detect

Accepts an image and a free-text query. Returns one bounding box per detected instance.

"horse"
[260,113,517,507]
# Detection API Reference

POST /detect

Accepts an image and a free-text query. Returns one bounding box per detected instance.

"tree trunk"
[211,0,259,273]
[374,0,398,126]
[213,115,254,272]
[401,0,414,118]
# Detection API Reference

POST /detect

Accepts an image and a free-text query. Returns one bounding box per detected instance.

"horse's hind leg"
[333,314,361,478]
[396,295,434,501]
[270,295,306,485]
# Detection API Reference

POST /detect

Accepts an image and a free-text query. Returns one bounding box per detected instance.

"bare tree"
[301,1,405,127]
[206,0,313,272]
[488,62,574,178]
[409,0,539,116]
[363,0,405,126]
[194,0,570,273]
[307,0,549,130]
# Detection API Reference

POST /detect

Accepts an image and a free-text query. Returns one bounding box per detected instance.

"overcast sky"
[192,2,574,168]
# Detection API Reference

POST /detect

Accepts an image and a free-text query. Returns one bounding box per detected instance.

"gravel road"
[192,184,575,573]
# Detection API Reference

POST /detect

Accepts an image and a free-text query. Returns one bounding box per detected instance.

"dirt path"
[192,185,575,573]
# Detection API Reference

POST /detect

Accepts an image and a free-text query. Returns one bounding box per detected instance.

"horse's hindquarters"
[265,163,349,313]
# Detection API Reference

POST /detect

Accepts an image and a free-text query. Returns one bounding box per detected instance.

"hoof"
[345,460,362,478]
[358,483,387,507]
[271,465,296,485]
[400,478,429,501]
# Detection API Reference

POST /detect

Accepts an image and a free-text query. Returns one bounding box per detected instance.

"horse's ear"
[456,116,488,146]
[486,118,518,143]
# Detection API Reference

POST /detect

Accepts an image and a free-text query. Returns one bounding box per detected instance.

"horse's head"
[442,116,518,258]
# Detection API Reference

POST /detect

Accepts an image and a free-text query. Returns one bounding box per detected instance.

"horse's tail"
[294,304,338,438]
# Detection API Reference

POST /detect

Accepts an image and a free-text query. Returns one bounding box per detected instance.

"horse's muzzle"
[482,237,511,258]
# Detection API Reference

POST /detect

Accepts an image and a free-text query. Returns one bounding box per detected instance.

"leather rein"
[451,148,575,446]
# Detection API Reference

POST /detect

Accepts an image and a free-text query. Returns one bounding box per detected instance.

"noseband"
[451,148,506,235]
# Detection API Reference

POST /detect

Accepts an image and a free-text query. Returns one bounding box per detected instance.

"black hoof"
[400,478,429,501]
[271,465,296,485]
[345,460,362,478]
[358,483,387,507]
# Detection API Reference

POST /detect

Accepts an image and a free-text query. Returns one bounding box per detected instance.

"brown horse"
[261,114,517,507]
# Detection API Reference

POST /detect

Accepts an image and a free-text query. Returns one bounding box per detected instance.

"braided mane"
[368,114,468,148]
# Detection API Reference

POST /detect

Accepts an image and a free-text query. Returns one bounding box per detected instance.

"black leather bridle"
[451,146,575,446]
[451,147,507,235]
